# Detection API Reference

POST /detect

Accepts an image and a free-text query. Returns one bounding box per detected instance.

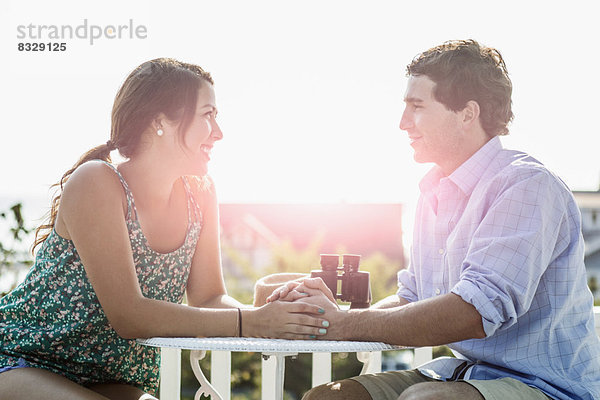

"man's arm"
[344,292,486,346]
[297,279,485,346]
[371,294,410,309]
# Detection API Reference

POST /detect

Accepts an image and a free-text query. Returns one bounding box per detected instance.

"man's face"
[399,75,466,174]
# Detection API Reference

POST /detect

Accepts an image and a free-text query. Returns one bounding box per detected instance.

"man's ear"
[462,100,480,126]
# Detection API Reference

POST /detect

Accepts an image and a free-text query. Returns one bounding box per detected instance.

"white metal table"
[138,337,404,400]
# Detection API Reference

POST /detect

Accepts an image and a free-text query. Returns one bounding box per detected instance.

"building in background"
[218,202,405,274]
[573,190,600,300]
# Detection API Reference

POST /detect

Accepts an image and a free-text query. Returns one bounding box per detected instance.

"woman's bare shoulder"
[60,161,127,217]
[187,175,217,208]
[64,161,122,195]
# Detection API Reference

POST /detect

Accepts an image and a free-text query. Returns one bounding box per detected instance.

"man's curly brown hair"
[407,39,514,137]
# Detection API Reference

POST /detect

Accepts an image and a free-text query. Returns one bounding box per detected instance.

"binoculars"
[310,254,371,309]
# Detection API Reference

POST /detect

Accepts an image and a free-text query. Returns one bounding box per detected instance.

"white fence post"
[311,352,332,387]
[211,351,231,400]
[412,346,433,367]
[357,351,382,375]
[159,347,181,400]
[261,354,277,399]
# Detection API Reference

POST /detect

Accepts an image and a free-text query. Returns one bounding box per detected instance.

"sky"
[1,0,599,228]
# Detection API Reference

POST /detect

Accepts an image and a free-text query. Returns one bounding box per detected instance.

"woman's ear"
[153,113,167,131]
[153,113,181,137]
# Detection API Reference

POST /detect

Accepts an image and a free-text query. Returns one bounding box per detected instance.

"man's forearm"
[335,293,485,346]
[371,294,410,309]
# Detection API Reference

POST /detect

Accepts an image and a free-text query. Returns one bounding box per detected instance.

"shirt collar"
[419,136,503,196]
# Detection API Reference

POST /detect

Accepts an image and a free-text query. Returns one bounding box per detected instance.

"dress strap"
[97,160,137,222]
[181,176,203,225]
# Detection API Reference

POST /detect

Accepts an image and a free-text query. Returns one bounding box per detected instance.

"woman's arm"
[58,163,234,338]
[183,177,331,338]
[184,177,242,309]
[59,164,328,340]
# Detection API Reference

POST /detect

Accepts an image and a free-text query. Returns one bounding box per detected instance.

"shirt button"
[435,288,441,295]
[438,248,445,255]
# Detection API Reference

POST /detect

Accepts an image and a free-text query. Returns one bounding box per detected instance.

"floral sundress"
[0,161,203,395]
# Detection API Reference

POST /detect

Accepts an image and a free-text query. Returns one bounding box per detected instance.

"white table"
[137,337,404,400]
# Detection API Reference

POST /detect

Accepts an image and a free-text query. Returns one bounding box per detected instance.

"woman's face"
[178,83,223,176]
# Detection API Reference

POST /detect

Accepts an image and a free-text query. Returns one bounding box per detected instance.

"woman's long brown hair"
[32,58,213,253]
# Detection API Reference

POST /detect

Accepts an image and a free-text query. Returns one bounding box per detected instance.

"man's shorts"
[350,369,551,400]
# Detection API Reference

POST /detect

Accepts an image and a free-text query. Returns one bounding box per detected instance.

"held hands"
[265,279,304,302]
[262,278,341,340]
[266,277,337,305]
[245,301,330,340]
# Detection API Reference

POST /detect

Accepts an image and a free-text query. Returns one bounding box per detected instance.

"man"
[269,39,600,400]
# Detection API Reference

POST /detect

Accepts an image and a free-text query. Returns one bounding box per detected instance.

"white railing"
[159,346,431,400]
[158,306,600,400]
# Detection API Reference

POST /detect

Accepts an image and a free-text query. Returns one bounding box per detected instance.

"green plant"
[0,203,34,297]
[589,276,598,298]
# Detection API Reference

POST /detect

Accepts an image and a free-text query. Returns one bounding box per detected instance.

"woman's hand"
[293,282,346,340]
[260,278,342,340]
[242,301,329,340]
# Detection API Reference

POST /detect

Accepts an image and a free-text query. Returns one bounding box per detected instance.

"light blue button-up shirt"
[397,137,600,400]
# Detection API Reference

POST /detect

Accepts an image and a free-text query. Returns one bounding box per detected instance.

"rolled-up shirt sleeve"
[397,263,418,303]
[450,168,573,337]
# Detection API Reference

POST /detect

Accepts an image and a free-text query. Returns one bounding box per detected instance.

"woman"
[0,58,328,400]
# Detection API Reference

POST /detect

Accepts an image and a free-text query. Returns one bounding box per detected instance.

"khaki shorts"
[350,369,551,400]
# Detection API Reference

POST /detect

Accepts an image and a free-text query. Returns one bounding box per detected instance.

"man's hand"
[266,277,337,304]
[293,278,340,311]
[293,278,337,304]
[265,280,305,303]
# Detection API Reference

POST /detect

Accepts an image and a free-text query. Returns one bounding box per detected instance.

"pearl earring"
[157,128,164,137]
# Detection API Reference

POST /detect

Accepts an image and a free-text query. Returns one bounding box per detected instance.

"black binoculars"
[310,254,371,309]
